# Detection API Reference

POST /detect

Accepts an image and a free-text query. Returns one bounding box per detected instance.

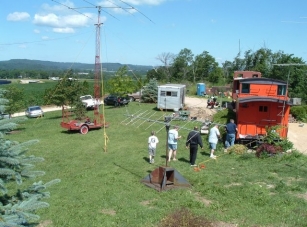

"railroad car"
[231,71,291,142]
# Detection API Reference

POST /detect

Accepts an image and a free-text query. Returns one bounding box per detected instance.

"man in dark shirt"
[186,126,203,166]
[225,119,238,149]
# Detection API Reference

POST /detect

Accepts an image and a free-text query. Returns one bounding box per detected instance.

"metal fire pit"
[141,166,191,192]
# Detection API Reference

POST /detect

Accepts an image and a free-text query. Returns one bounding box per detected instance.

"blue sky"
[0,0,306,67]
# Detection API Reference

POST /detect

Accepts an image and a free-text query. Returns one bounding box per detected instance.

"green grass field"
[7,102,307,227]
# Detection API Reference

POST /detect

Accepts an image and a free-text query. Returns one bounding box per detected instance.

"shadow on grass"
[48,116,63,120]
[178,157,190,163]
[200,151,210,157]
[113,162,143,178]
[143,157,150,163]
[6,128,26,135]
[59,127,103,134]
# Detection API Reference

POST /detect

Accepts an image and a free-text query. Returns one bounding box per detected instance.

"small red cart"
[60,106,109,134]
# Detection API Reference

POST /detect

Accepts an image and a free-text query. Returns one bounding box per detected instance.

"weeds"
[158,207,214,227]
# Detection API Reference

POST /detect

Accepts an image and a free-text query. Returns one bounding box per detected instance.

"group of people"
[147,119,237,166]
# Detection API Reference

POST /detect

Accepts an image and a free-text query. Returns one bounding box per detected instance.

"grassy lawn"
[8,102,307,227]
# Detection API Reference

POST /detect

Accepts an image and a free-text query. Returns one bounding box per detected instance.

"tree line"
[147,48,307,103]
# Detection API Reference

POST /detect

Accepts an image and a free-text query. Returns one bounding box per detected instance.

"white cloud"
[98,0,166,6]
[41,1,75,13]
[53,27,75,33]
[24,0,161,35]
[34,29,40,34]
[7,12,30,21]
[42,36,49,40]
[33,13,93,28]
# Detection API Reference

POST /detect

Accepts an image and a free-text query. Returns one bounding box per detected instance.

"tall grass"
[7,102,307,227]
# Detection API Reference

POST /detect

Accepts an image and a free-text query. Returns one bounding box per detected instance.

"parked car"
[104,95,129,107]
[128,90,143,102]
[25,106,44,118]
[0,112,9,119]
[80,95,101,109]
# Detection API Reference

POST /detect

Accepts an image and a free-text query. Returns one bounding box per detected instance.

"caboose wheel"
[80,125,89,134]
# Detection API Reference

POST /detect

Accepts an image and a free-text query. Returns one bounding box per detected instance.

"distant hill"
[0,59,153,72]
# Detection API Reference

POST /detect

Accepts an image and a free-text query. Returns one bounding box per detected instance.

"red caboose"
[232,71,291,141]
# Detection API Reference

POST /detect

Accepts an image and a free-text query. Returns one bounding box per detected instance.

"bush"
[290,106,307,122]
[228,144,247,155]
[275,139,294,152]
[256,143,283,158]
[159,208,214,227]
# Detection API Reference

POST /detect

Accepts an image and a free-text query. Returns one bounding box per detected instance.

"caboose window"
[259,106,268,112]
[160,91,166,96]
[241,84,250,93]
[277,85,286,95]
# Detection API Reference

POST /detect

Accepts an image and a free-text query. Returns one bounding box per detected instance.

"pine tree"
[0,89,60,226]
[142,79,158,103]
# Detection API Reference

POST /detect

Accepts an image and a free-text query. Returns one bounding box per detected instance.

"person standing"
[148,131,159,164]
[225,119,238,149]
[186,126,203,166]
[208,124,220,159]
[168,126,181,161]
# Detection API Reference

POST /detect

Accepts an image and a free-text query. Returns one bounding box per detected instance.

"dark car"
[104,95,129,107]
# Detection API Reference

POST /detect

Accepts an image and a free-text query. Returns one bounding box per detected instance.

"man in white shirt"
[208,124,220,159]
[168,126,181,162]
[148,131,159,164]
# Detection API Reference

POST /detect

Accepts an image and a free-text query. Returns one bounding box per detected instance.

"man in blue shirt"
[225,119,238,149]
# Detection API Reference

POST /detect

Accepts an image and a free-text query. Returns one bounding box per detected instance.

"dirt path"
[12,106,62,117]
[287,123,307,154]
[184,97,307,154]
[184,97,218,121]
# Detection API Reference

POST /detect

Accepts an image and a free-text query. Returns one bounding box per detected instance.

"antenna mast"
[94,6,102,100]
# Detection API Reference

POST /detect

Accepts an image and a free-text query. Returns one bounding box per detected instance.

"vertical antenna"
[94,6,102,100]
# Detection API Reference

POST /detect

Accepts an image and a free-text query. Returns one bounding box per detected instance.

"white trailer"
[157,84,186,111]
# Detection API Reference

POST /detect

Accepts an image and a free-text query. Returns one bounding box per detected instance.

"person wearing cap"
[186,126,203,167]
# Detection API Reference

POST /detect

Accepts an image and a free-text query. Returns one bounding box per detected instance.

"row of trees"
[146,48,307,103]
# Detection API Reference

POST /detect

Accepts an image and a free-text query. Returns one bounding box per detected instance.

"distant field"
[1,79,96,107]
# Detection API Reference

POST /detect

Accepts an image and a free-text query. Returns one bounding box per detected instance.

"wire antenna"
[119,0,155,24]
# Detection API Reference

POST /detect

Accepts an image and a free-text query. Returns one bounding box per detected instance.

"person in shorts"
[208,124,220,159]
[168,126,181,161]
[148,131,159,164]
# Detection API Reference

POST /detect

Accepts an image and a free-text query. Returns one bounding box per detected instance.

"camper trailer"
[157,84,186,111]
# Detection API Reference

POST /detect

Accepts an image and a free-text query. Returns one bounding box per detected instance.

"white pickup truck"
[80,95,101,109]
[128,90,143,102]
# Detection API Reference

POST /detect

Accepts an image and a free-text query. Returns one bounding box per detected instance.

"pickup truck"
[80,95,101,109]
[128,90,143,102]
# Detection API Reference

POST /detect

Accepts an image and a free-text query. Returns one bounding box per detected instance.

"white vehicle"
[80,95,101,109]
[128,90,142,102]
